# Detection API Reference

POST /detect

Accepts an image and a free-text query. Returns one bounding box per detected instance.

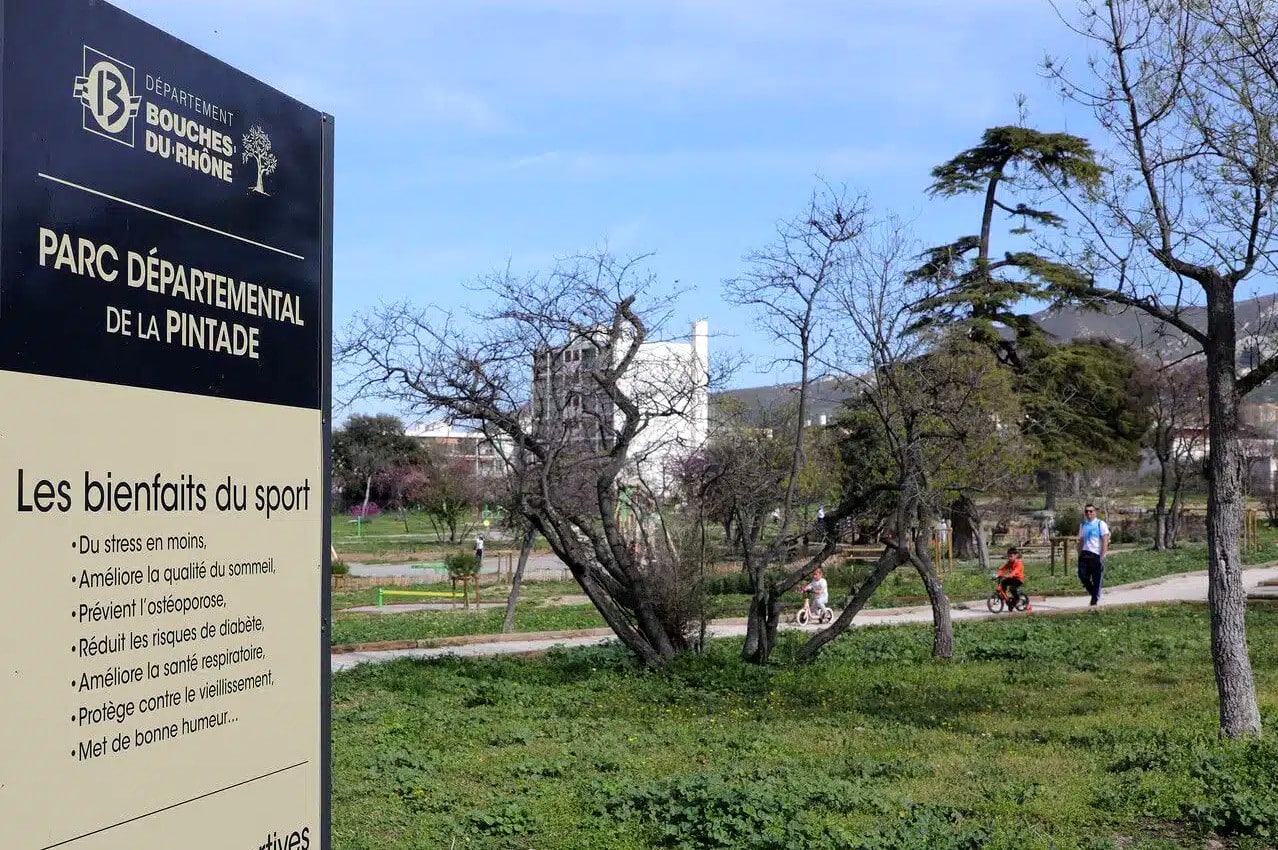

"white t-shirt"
[1079,518,1110,555]
[806,577,828,606]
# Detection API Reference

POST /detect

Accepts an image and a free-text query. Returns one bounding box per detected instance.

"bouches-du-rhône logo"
[73,46,141,147]
[241,125,278,195]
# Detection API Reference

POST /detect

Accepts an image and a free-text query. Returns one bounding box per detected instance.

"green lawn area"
[332,602,1278,849]
[331,510,537,561]
[329,539,1278,647]
[332,580,600,646]
[333,580,584,611]
[332,604,605,646]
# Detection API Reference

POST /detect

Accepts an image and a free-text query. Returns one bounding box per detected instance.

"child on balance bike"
[796,567,833,625]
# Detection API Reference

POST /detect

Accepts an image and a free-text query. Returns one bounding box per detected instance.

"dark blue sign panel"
[1,0,326,409]
[0,2,333,849]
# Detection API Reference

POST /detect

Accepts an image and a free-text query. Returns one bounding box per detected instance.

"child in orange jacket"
[997,546,1025,611]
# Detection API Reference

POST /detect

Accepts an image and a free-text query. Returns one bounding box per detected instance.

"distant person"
[997,546,1025,612]
[1077,503,1110,606]
[475,535,484,568]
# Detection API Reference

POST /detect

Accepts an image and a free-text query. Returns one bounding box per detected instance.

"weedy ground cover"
[332,602,1278,849]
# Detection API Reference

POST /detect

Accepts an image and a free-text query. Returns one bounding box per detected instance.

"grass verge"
[332,604,605,647]
[332,602,1278,849]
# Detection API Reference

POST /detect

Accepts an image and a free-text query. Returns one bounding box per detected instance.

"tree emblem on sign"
[242,125,278,195]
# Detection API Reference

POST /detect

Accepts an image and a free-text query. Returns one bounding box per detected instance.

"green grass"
[332,580,584,611]
[332,601,1278,849]
[332,604,605,646]
[331,509,523,560]
[330,540,1278,646]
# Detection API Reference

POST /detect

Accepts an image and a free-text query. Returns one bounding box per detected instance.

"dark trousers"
[1078,551,1104,604]
[999,577,1022,610]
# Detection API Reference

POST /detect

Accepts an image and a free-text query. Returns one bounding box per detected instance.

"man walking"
[1077,503,1109,606]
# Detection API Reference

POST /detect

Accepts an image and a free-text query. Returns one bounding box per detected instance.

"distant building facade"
[530,320,709,496]
[405,420,508,478]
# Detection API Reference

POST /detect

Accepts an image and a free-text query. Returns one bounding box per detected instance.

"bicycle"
[986,577,1030,613]
[795,595,834,625]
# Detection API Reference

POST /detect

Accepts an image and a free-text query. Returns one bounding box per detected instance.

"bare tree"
[722,184,867,664]
[1141,351,1209,550]
[419,454,486,543]
[802,216,1028,662]
[1042,0,1278,736]
[242,125,277,195]
[338,251,712,668]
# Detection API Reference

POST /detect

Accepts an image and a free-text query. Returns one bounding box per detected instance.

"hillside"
[1033,295,1278,401]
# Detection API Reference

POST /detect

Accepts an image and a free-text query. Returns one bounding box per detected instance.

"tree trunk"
[950,497,977,560]
[742,584,781,664]
[950,495,989,568]
[697,508,710,653]
[532,516,680,670]
[910,535,953,660]
[575,567,675,669]
[1167,477,1184,549]
[742,593,769,663]
[1154,448,1171,551]
[1043,471,1058,511]
[502,526,536,633]
[1204,299,1261,737]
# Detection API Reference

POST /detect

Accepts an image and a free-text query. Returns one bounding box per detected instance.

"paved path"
[330,565,1278,673]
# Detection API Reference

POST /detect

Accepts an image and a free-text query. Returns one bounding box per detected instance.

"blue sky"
[114,0,1098,403]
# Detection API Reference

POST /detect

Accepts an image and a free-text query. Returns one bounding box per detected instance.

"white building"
[405,419,509,478]
[531,319,709,497]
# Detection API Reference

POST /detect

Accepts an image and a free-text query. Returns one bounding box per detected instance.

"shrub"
[464,801,544,844]
[445,551,480,578]
[847,803,990,850]
[331,560,349,576]
[705,571,752,596]
[602,768,865,849]
[1055,507,1082,536]
[349,502,382,519]
[1183,738,1278,840]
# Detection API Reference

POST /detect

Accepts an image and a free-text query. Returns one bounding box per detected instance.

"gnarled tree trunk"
[910,539,953,660]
